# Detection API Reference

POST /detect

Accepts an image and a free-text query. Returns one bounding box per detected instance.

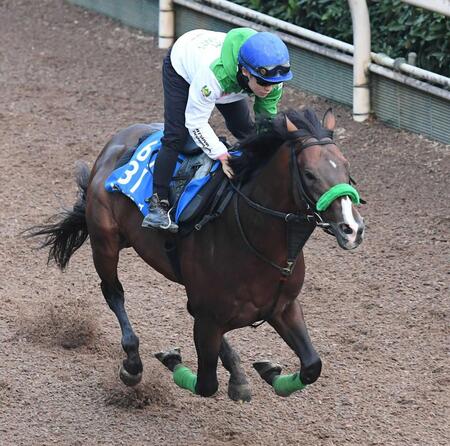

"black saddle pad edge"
[177,170,229,237]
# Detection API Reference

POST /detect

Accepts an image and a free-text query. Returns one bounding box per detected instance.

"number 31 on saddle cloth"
[104,127,229,229]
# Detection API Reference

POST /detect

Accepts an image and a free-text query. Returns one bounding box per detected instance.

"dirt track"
[1,1,449,445]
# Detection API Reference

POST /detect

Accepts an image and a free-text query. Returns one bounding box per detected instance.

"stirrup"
[142,214,178,232]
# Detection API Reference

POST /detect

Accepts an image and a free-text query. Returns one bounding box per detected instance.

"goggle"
[252,63,291,78]
[254,77,281,87]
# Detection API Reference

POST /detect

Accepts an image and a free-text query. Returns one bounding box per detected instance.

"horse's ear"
[286,115,298,132]
[322,108,336,131]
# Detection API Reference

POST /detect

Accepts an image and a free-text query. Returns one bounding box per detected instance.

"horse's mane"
[230,108,331,183]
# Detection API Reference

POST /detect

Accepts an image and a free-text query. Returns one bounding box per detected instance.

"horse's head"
[286,109,365,250]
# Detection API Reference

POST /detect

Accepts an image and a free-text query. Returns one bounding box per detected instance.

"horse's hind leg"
[91,236,143,386]
[219,336,251,402]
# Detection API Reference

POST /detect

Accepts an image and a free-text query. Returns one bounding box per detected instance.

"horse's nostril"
[340,223,353,235]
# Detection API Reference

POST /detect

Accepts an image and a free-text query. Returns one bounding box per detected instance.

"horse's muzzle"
[330,217,365,250]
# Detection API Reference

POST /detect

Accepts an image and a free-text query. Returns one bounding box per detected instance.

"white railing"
[402,0,450,16]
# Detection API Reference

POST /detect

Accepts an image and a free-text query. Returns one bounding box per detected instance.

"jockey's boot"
[141,193,178,233]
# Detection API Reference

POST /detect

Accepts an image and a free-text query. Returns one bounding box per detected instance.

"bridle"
[289,135,336,234]
[231,134,344,327]
[230,134,336,277]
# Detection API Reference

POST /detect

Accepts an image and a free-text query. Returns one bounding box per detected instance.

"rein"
[230,179,318,277]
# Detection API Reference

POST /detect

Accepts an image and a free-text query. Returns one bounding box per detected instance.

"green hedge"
[232,0,449,77]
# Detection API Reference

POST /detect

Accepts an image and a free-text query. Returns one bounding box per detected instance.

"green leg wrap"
[173,364,197,394]
[272,372,306,397]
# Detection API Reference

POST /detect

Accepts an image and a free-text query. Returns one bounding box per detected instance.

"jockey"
[142,27,293,232]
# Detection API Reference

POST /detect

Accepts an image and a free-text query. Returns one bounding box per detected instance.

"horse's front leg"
[194,316,223,397]
[220,336,252,402]
[187,302,249,400]
[155,316,222,397]
[254,300,322,397]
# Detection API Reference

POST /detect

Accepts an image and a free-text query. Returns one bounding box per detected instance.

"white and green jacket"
[170,28,283,159]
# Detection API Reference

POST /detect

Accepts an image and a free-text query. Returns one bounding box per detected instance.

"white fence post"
[348,0,371,122]
[159,0,174,49]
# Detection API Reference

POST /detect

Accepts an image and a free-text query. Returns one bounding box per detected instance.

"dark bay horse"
[28,108,364,401]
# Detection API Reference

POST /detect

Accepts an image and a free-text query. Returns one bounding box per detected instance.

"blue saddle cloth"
[104,130,220,223]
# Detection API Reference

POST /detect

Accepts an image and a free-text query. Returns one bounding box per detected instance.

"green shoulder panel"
[220,28,256,78]
[210,59,239,93]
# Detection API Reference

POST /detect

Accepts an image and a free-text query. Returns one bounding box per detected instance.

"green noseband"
[316,183,360,212]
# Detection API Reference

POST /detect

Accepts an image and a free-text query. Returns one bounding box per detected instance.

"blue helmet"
[238,32,293,83]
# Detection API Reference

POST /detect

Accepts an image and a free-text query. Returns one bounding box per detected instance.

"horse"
[27,107,364,401]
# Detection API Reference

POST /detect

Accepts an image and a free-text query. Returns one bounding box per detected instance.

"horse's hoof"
[154,347,182,371]
[253,360,282,385]
[119,365,143,387]
[228,382,252,402]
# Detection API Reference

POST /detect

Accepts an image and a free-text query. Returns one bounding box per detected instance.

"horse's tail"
[25,162,90,270]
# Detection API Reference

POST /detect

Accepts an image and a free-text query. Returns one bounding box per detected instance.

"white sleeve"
[184,67,229,160]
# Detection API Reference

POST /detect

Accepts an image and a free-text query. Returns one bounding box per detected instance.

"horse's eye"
[304,171,316,181]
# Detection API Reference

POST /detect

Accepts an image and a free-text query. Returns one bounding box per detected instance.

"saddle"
[105,124,234,237]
